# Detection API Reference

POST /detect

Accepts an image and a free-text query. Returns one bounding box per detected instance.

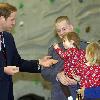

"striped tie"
[0,32,7,66]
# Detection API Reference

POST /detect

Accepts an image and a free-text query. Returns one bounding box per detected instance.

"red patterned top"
[73,63,100,88]
[54,47,86,78]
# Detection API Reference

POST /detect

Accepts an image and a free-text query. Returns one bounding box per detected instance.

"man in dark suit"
[0,3,57,100]
[41,16,87,100]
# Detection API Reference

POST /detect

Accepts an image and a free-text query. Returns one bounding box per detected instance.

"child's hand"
[77,87,85,99]
[53,43,59,49]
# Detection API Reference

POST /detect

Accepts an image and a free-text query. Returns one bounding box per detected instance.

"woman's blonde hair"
[86,42,100,65]
[62,32,80,48]
[55,16,70,24]
[54,16,70,35]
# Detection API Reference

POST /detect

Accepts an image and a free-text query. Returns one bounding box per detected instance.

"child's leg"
[68,96,73,100]
[59,82,74,100]
[69,84,78,100]
[59,82,71,97]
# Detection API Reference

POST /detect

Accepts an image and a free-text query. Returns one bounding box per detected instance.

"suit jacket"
[0,31,41,100]
[41,41,87,100]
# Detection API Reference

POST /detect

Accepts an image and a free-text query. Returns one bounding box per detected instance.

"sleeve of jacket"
[0,67,6,79]
[80,40,88,50]
[41,45,64,82]
[11,34,41,73]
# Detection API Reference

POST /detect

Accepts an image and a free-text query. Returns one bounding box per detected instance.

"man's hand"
[4,66,19,75]
[57,71,77,85]
[39,56,58,67]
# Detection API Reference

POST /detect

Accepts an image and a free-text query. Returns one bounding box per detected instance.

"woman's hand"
[57,71,68,85]
[71,71,80,82]
[57,71,77,85]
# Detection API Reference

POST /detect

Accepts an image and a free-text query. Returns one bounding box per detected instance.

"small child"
[53,32,86,100]
[72,42,100,100]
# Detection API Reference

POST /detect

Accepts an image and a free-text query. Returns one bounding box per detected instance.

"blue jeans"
[84,86,100,99]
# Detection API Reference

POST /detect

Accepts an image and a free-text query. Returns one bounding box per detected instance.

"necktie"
[0,32,2,51]
[0,32,7,66]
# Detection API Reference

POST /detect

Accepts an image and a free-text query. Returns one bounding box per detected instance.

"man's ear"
[0,16,5,21]
[70,24,74,31]
[0,16,2,20]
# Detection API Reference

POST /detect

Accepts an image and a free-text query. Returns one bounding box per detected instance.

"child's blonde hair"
[62,32,80,48]
[86,42,100,65]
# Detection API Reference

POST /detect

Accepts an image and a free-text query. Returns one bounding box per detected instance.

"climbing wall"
[1,0,100,59]
[0,0,100,99]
